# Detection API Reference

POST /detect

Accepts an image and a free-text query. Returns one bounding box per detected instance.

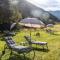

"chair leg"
[33,49,35,60]
[0,48,6,60]
[36,44,37,49]
[42,45,44,50]
[46,44,48,49]
[2,44,7,55]
[23,53,26,60]
[1,50,5,57]
[10,50,13,56]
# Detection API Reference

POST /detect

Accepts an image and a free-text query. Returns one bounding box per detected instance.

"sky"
[26,0,60,11]
[9,0,60,11]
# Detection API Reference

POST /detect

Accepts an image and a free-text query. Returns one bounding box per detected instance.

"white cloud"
[10,0,19,5]
[26,0,60,11]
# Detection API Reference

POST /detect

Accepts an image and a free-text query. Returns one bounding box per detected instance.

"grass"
[0,24,60,60]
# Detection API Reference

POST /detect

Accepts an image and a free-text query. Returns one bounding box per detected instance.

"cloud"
[26,0,60,11]
[9,0,60,11]
[9,0,19,5]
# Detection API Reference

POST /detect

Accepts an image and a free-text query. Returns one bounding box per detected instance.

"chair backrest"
[24,36,32,45]
[5,37,15,49]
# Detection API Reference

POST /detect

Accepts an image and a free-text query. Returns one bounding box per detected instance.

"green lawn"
[0,24,60,60]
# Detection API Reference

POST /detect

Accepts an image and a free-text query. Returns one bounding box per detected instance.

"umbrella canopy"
[20,18,45,28]
[20,18,44,24]
[47,24,54,27]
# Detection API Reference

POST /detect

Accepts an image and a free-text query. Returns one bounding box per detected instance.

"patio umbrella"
[20,18,44,28]
[20,18,45,37]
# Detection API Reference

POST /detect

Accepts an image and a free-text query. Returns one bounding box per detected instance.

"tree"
[0,0,22,24]
[42,12,50,20]
[10,6,22,23]
[0,0,12,24]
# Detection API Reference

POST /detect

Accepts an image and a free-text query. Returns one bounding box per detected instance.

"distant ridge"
[16,0,60,24]
[49,11,60,19]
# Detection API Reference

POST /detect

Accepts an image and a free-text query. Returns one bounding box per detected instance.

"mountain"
[49,11,60,19]
[15,0,60,24]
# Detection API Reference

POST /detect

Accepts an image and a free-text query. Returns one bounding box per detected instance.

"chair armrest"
[20,42,28,46]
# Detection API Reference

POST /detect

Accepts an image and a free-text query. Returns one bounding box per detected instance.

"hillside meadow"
[0,24,60,60]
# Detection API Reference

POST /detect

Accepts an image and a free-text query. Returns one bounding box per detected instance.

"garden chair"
[2,36,35,59]
[24,36,48,49]
[46,29,54,35]
[4,31,15,36]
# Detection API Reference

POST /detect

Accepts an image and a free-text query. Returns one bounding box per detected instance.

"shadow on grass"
[51,33,60,36]
[46,31,60,36]
[0,50,35,60]
[33,47,49,52]
[0,38,5,41]
[7,54,31,60]
[0,34,5,41]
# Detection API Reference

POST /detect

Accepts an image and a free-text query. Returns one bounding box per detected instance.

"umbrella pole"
[30,22,32,43]
[29,20,32,38]
[29,28,32,47]
[30,28,31,37]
